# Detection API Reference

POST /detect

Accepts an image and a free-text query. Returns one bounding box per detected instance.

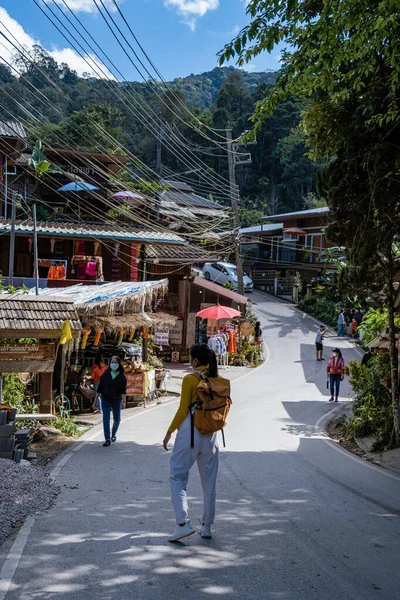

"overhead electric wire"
[0,105,231,241]
[0,39,232,231]
[32,1,235,198]
[109,0,235,145]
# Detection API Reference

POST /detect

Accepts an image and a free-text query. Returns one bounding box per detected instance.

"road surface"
[1,292,400,600]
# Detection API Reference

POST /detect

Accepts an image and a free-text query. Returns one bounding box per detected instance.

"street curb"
[314,403,400,482]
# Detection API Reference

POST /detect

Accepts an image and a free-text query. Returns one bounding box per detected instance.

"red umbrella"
[196,304,241,320]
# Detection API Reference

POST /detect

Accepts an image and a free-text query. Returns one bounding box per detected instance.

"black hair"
[332,348,342,358]
[109,355,125,374]
[190,343,218,378]
[94,349,104,368]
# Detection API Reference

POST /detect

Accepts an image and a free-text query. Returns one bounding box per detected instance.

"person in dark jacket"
[93,356,127,447]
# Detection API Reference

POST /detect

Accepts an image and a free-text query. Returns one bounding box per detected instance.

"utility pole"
[8,191,16,288]
[226,128,250,296]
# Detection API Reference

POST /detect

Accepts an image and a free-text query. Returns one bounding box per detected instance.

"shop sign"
[155,331,169,345]
[0,343,56,373]
[169,321,183,345]
[240,321,255,336]
[126,372,145,395]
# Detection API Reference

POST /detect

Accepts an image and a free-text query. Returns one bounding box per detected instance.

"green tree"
[219,0,400,443]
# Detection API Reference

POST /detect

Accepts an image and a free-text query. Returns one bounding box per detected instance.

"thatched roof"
[84,312,179,333]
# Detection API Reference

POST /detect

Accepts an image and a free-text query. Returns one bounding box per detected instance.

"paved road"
[2,292,400,599]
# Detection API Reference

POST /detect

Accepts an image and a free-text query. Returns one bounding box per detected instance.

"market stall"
[29,279,175,406]
[0,295,81,412]
[195,303,263,367]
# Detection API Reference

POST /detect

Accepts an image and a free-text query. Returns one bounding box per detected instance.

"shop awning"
[145,244,221,263]
[28,279,169,317]
[0,295,81,339]
[192,277,248,306]
[0,220,186,245]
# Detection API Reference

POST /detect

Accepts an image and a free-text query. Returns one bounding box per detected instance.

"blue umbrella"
[57,181,99,192]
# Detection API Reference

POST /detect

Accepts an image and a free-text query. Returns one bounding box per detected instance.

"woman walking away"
[163,344,221,542]
[337,309,346,337]
[90,351,107,412]
[327,348,345,402]
[93,356,126,447]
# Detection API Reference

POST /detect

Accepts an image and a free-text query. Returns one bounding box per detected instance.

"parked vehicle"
[202,262,254,293]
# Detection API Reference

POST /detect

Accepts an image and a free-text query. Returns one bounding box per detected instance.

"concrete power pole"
[226,128,253,297]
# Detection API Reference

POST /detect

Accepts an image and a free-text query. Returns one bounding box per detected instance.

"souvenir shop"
[39,279,174,409]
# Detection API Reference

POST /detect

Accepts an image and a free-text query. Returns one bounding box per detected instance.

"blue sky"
[0,0,280,81]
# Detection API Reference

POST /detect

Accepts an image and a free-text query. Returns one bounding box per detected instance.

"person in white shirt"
[315,325,326,361]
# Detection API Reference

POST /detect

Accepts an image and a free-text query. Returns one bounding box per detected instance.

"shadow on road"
[6,434,400,600]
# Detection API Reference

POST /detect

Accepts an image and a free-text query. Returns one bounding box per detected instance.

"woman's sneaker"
[168,521,195,542]
[200,524,212,539]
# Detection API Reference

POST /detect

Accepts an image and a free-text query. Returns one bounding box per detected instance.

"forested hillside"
[0,46,322,225]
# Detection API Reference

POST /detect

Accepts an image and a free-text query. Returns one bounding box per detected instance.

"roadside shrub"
[341,357,392,444]
[53,416,79,437]
[299,296,338,327]
[1,374,34,413]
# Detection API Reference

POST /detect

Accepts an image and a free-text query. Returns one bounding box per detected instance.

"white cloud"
[0,7,112,78]
[52,0,120,13]
[164,0,219,30]
[242,62,257,72]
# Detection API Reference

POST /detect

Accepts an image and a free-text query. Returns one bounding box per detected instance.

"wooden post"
[182,266,190,349]
[39,372,53,414]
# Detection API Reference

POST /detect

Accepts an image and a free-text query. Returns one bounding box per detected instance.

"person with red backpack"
[163,343,231,542]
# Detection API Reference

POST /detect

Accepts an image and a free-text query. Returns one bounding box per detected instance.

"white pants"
[170,414,219,526]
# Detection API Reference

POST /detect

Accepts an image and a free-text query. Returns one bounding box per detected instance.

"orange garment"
[47,265,58,280]
[90,363,107,383]
[48,264,66,280]
[56,264,66,280]
[228,330,237,354]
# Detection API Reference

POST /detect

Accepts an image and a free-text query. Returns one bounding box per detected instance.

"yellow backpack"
[189,372,232,447]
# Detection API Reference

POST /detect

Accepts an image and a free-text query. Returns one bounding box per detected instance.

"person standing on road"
[90,351,107,413]
[315,325,327,361]
[337,310,346,337]
[327,348,345,402]
[163,343,220,542]
[93,356,126,447]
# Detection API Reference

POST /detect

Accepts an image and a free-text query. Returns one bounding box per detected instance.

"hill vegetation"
[0,46,321,225]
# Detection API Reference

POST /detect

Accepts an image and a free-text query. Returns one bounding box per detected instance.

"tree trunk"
[386,262,400,446]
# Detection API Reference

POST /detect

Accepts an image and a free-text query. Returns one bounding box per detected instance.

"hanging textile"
[71,255,104,280]
[47,260,67,280]
[85,261,97,277]
[130,243,139,282]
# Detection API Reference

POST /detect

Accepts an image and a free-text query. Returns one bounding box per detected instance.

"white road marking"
[0,517,34,600]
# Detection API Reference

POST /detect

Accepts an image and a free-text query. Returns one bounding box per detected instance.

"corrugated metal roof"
[0,220,185,244]
[219,223,283,236]
[160,189,225,210]
[0,120,27,139]
[145,244,220,262]
[159,201,198,220]
[160,180,194,193]
[262,207,329,221]
[192,276,248,305]
[0,295,81,333]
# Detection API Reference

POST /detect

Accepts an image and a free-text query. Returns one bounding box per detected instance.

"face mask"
[110,363,119,370]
